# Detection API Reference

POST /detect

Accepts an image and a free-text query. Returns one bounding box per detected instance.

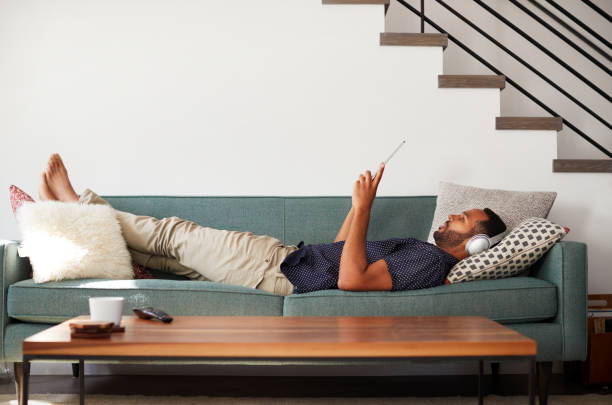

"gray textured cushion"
[427,182,557,244]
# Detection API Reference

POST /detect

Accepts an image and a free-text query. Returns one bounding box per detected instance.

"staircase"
[323,0,612,173]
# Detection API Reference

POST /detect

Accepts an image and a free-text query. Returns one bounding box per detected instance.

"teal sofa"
[0,196,587,384]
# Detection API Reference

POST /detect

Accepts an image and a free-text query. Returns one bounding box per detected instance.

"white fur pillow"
[16,201,133,283]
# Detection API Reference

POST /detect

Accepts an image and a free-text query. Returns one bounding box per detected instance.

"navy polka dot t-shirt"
[280,238,458,294]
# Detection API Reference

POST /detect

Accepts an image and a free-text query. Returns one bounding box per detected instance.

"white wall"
[1,0,610,287]
[385,0,612,159]
[0,0,611,375]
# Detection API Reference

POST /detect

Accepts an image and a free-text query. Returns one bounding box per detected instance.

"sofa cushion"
[284,197,436,245]
[7,279,284,323]
[103,196,286,242]
[283,277,556,324]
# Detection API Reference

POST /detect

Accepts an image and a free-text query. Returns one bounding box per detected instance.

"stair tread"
[322,0,389,4]
[496,117,563,131]
[380,33,448,49]
[553,159,612,173]
[439,75,505,89]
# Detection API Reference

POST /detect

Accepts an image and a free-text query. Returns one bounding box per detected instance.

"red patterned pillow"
[9,185,35,217]
[132,262,155,279]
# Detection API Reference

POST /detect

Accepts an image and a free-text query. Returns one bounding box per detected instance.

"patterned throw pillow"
[9,185,35,217]
[446,217,568,284]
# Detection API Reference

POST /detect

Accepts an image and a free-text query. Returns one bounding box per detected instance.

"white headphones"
[465,233,505,256]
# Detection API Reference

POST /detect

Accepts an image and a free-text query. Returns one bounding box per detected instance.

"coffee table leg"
[478,360,483,405]
[22,360,30,405]
[79,359,85,405]
[528,357,535,405]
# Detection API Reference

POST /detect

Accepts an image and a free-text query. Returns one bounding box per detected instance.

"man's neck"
[437,244,467,261]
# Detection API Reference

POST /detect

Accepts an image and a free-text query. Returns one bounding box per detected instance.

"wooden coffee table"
[20,316,536,404]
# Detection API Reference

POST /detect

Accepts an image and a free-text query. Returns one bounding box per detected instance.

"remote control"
[133,307,173,323]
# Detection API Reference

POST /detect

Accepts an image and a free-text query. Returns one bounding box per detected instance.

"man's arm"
[337,163,392,291]
[334,207,354,243]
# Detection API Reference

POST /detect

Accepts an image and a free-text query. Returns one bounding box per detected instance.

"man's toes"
[44,171,54,189]
[53,154,65,170]
[38,173,51,201]
[45,170,54,183]
[49,156,59,173]
[56,155,67,170]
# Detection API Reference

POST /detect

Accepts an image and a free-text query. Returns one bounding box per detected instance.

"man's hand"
[339,161,392,292]
[351,162,385,212]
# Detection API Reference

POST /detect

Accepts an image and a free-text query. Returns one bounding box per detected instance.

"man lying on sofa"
[38,154,506,296]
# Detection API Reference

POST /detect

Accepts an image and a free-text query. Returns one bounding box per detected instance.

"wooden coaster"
[69,320,114,332]
[69,320,124,338]
[70,331,111,339]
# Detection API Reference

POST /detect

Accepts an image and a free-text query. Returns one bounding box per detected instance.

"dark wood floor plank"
[0,374,603,397]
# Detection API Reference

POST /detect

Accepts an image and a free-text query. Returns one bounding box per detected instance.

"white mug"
[89,297,124,326]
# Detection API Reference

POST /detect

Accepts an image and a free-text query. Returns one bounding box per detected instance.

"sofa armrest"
[529,241,587,361]
[1,240,32,361]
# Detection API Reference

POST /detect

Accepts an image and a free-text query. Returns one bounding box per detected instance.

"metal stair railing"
[582,0,612,23]
[403,0,611,158]
[494,0,610,98]
[534,0,611,61]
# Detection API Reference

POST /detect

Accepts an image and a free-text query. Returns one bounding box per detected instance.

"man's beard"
[433,228,472,249]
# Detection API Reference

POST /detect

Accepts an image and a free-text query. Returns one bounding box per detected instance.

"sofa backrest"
[102,196,437,245]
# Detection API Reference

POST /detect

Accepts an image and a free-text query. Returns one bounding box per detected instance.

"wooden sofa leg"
[537,361,552,405]
[14,362,22,405]
[72,362,79,378]
[14,361,29,405]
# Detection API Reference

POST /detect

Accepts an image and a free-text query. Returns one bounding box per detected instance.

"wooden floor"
[0,374,607,397]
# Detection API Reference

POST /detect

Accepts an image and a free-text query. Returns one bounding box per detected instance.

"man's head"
[433,208,506,261]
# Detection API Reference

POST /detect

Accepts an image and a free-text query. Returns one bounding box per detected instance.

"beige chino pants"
[78,189,297,296]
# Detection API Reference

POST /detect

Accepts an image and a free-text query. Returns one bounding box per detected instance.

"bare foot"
[37,172,58,201]
[45,153,79,203]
